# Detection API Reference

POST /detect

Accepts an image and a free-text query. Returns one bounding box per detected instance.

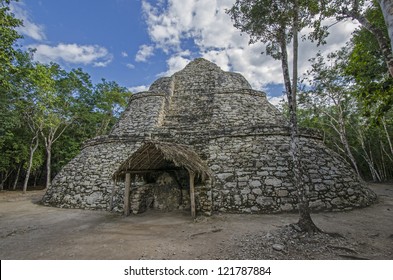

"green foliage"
[227,0,327,59]
[0,1,131,189]
[93,79,131,135]
[299,45,393,181]
[0,0,22,132]
[345,3,393,119]
[0,0,29,185]
[0,0,22,74]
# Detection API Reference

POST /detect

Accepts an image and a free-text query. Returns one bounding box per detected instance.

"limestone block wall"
[173,59,252,91]
[162,90,215,129]
[211,90,287,128]
[110,93,167,136]
[208,134,377,214]
[42,138,142,210]
[195,183,213,215]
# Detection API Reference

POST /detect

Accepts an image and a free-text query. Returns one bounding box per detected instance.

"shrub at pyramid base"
[42,58,377,215]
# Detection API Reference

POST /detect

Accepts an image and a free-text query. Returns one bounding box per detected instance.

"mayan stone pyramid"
[42,58,377,215]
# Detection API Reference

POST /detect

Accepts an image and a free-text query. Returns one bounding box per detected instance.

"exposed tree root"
[290,221,345,239]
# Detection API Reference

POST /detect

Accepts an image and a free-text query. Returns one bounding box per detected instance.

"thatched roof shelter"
[113,141,212,181]
[113,141,212,217]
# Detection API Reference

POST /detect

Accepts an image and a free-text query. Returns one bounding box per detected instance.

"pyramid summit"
[42,58,376,215]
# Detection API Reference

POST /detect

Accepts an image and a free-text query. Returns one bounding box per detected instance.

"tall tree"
[299,44,393,182]
[228,0,324,232]
[22,109,42,193]
[0,0,24,189]
[0,0,22,76]
[322,0,393,77]
[302,49,362,177]
[93,79,131,136]
[0,0,132,190]
[23,63,77,189]
[0,0,22,126]
[345,4,393,119]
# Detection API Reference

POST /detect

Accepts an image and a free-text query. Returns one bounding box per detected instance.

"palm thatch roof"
[113,141,212,180]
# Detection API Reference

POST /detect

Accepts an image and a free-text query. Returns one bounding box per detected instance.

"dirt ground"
[0,183,392,260]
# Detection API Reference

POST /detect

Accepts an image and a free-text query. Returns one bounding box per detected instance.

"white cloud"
[93,60,112,68]
[126,63,135,69]
[141,0,357,95]
[141,0,183,51]
[10,2,46,41]
[135,44,155,62]
[121,51,129,57]
[268,95,287,107]
[158,50,191,77]
[128,85,150,93]
[30,43,113,66]
[10,2,115,68]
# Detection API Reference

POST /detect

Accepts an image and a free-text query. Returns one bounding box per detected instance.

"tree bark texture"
[23,134,39,194]
[336,106,361,177]
[45,142,52,189]
[13,164,22,190]
[279,21,319,233]
[378,0,393,54]
[382,117,393,158]
[41,123,71,190]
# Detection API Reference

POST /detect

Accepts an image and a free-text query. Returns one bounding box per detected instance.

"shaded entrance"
[113,141,212,217]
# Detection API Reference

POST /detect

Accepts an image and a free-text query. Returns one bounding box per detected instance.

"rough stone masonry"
[42,58,377,215]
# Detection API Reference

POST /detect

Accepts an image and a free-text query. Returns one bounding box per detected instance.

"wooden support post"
[189,170,196,218]
[109,180,117,211]
[124,173,131,216]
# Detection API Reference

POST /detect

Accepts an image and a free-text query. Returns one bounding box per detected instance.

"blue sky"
[11,0,358,105]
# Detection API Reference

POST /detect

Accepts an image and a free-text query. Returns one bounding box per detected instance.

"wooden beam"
[117,168,183,176]
[189,170,196,218]
[124,173,131,216]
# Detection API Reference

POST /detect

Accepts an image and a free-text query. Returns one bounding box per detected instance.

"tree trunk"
[358,129,381,182]
[23,134,39,194]
[1,170,14,190]
[0,173,7,191]
[13,163,22,190]
[279,17,319,233]
[40,124,71,189]
[45,142,52,190]
[378,0,393,53]
[340,134,361,177]
[344,9,393,77]
[292,5,299,111]
[382,117,393,158]
[379,140,388,180]
[337,106,361,177]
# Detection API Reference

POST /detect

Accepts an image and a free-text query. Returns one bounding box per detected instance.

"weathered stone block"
[265,178,282,187]
[252,188,262,195]
[241,187,251,195]
[276,190,288,197]
[309,200,325,209]
[250,180,262,188]
[280,203,294,212]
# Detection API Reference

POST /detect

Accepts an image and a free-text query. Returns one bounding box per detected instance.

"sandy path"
[0,183,392,260]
